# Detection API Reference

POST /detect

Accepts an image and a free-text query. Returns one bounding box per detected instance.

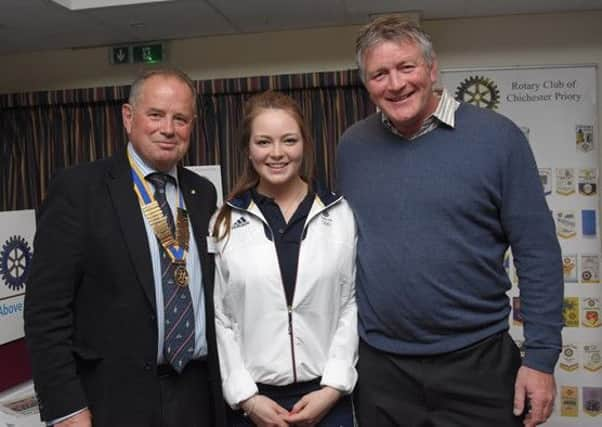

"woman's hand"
[241,394,290,427]
[284,386,341,427]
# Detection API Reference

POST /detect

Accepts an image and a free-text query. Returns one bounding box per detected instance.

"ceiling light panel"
[51,0,175,11]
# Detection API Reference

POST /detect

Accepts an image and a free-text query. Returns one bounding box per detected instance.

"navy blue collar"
[228,181,339,210]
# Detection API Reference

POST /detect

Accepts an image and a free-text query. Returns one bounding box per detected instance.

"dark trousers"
[157,359,213,427]
[355,332,523,427]
[228,379,354,427]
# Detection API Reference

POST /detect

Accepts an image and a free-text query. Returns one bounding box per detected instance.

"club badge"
[578,168,598,196]
[580,255,600,283]
[556,168,576,195]
[555,211,576,239]
[563,255,578,283]
[583,344,601,372]
[563,297,580,327]
[582,210,597,237]
[560,385,579,417]
[1,235,33,291]
[582,297,601,328]
[559,344,579,372]
[538,168,552,196]
[576,125,594,153]
[512,297,522,326]
[582,387,602,417]
[454,75,500,110]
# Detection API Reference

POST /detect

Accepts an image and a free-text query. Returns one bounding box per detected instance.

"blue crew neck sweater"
[336,103,563,373]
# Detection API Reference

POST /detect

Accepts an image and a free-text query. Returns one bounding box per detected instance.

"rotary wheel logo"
[1,236,32,291]
[455,76,500,110]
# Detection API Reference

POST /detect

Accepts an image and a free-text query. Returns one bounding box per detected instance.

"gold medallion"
[174,265,189,287]
[128,158,191,289]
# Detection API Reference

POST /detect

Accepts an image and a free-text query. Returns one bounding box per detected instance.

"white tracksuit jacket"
[210,188,358,408]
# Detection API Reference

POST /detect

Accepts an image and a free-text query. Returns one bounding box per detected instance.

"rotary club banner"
[583,345,601,372]
[582,298,601,328]
[563,255,578,283]
[0,210,36,346]
[559,344,579,372]
[561,386,579,417]
[556,168,576,196]
[442,65,600,426]
[576,125,594,153]
[582,387,601,417]
[556,211,577,239]
[563,297,580,328]
[539,168,553,196]
[579,168,598,196]
[581,255,600,283]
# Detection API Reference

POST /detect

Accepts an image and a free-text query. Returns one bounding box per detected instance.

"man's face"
[122,75,195,171]
[363,39,439,136]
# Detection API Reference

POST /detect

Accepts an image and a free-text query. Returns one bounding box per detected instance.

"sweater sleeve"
[499,123,564,373]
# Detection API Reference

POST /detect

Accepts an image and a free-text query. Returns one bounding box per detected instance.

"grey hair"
[127,67,197,113]
[355,15,435,82]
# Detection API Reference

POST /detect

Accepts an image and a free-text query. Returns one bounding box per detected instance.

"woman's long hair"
[212,91,316,240]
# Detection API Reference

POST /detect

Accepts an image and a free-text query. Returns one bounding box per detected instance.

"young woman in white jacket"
[210,91,358,427]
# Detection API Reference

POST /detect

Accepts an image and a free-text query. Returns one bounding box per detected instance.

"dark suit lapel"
[106,151,156,309]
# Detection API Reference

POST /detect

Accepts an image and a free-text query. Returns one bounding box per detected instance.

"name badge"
[206,236,218,254]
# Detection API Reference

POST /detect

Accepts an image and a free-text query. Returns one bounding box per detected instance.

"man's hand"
[240,394,289,427]
[285,386,341,427]
[513,366,556,426]
[55,409,92,427]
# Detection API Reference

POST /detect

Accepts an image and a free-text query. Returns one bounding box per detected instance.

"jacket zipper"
[287,304,298,382]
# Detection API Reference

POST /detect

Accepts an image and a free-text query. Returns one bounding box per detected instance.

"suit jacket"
[24,150,226,426]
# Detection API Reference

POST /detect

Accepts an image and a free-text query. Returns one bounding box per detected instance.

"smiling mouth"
[267,162,289,169]
[388,92,413,103]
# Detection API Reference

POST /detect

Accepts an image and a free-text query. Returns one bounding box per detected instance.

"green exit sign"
[133,43,164,64]
[109,42,165,65]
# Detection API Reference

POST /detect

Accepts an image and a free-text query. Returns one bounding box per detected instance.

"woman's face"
[248,108,304,191]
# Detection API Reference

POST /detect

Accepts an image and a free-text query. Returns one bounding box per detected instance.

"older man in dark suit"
[25,68,225,427]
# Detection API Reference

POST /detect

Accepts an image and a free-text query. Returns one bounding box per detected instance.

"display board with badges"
[442,65,600,425]
[0,210,36,392]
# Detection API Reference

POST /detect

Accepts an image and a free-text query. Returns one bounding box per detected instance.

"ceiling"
[1,0,602,56]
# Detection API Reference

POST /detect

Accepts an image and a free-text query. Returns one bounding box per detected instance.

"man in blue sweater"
[337,15,563,427]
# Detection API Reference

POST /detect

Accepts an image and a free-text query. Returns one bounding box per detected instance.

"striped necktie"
[146,172,195,373]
